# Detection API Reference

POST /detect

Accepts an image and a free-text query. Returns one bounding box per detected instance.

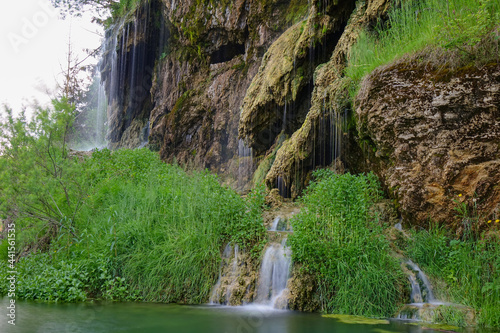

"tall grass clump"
[288,170,406,317]
[70,148,266,303]
[345,0,500,85]
[406,226,500,328]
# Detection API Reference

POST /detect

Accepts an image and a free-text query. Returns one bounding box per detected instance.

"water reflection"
[0,297,458,333]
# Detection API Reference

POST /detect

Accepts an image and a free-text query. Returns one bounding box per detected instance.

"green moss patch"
[322,314,390,325]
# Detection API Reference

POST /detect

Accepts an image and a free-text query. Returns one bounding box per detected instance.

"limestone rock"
[266,0,389,197]
[147,0,311,188]
[356,58,500,229]
[238,2,355,155]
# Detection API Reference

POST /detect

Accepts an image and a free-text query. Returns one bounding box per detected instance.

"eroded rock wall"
[101,0,166,149]
[356,59,500,229]
[147,0,312,188]
[105,0,500,231]
[262,0,389,197]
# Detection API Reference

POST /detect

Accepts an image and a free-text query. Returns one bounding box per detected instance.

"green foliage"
[432,305,467,328]
[437,0,500,53]
[0,252,139,302]
[228,183,267,258]
[285,0,309,24]
[50,0,143,24]
[345,0,500,87]
[1,135,265,304]
[0,100,86,252]
[406,227,500,327]
[77,149,253,303]
[110,0,142,20]
[289,171,405,317]
[0,96,267,305]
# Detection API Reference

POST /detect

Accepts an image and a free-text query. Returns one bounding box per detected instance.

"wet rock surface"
[265,0,389,198]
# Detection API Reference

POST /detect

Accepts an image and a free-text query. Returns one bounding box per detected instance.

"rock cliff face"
[148,0,312,188]
[103,0,499,230]
[101,0,166,149]
[356,59,500,230]
[264,0,389,197]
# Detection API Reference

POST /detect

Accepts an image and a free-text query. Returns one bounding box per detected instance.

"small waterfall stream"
[397,260,444,321]
[80,0,166,150]
[238,139,253,191]
[254,239,291,309]
[406,260,436,304]
[210,216,293,310]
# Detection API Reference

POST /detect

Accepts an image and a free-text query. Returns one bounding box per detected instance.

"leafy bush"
[289,171,405,317]
[0,101,86,252]
[0,252,138,302]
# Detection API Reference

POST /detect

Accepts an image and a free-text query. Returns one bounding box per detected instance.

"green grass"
[0,148,266,303]
[345,0,500,86]
[405,226,500,327]
[288,170,406,317]
[0,99,267,304]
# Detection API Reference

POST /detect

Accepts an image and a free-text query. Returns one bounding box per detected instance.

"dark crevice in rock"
[210,42,246,64]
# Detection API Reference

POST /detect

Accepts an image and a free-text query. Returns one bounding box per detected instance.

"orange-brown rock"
[356,58,500,229]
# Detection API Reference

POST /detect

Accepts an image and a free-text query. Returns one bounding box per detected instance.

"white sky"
[0,0,103,115]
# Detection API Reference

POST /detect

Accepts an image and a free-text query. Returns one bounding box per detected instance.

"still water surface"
[0,297,465,333]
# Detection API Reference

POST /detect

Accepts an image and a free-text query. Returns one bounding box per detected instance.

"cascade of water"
[269,217,281,231]
[238,139,253,190]
[94,72,108,148]
[282,100,287,132]
[209,243,240,305]
[138,121,150,148]
[254,239,291,309]
[396,259,444,320]
[269,216,291,232]
[406,260,435,302]
[129,17,138,109]
[100,16,128,144]
[276,175,290,198]
[408,273,423,303]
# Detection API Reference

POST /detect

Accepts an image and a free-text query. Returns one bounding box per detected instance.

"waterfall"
[238,139,253,190]
[138,120,150,148]
[95,0,165,149]
[282,100,287,132]
[254,239,291,309]
[269,217,281,231]
[209,239,292,309]
[95,73,108,148]
[397,259,444,320]
[269,216,292,232]
[405,260,435,303]
[209,243,240,305]
[100,15,126,145]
